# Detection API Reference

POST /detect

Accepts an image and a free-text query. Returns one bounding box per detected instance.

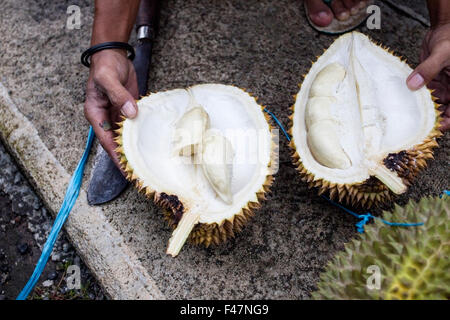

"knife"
[87,0,160,206]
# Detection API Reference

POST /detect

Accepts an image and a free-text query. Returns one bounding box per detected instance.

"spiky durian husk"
[289,39,443,208]
[114,93,277,248]
[312,195,450,300]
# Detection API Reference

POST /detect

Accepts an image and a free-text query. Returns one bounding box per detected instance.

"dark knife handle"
[134,40,153,97]
[136,0,160,33]
[133,0,160,97]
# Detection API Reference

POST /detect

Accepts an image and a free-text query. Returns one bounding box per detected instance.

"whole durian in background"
[115,84,277,257]
[313,196,449,300]
[290,32,442,208]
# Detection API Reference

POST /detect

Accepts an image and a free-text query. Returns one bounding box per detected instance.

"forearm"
[91,0,140,45]
[427,0,450,27]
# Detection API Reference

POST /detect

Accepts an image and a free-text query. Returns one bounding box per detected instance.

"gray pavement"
[0,0,449,299]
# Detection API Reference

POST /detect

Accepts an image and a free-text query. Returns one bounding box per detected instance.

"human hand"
[84,49,138,169]
[407,23,450,131]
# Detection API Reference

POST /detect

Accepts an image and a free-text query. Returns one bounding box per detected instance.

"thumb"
[102,77,138,119]
[407,49,448,91]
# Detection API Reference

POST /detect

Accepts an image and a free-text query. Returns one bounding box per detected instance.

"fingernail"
[121,101,136,118]
[318,11,329,19]
[407,73,425,90]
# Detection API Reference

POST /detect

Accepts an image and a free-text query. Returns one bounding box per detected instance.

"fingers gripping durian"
[115,84,275,256]
[290,32,442,208]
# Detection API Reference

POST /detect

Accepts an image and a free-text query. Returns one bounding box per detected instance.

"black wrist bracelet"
[81,41,135,68]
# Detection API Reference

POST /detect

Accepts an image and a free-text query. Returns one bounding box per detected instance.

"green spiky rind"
[114,89,276,248]
[312,196,450,300]
[289,35,443,208]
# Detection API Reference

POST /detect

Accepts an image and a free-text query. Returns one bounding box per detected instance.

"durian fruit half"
[290,32,442,208]
[115,84,276,257]
[313,195,450,300]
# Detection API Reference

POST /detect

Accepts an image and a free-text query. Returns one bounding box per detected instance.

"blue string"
[321,195,425,233]
[14,110,287,300]
[263,108,291,142]
[15,105,448,298]
[17,126,95,300]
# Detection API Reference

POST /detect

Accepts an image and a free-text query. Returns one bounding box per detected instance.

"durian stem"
[166,211,200,257]
[369,166,407,195]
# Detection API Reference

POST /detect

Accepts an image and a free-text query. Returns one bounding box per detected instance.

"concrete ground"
[0,0,448,299]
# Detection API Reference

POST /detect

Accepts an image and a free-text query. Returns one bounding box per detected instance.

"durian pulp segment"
[201,131,234,205]
[294,32,436,191]
[305,63,352,170]
[172,101,210,157]
[121,84,272,225]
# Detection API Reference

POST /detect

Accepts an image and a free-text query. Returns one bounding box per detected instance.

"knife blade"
[87,0,160,206]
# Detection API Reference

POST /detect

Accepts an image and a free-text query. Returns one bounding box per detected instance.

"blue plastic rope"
[263,108,291,142]
[17,126,95,300]
[15,105,447,299]
[14,110,287,299]
[321,196,424,233]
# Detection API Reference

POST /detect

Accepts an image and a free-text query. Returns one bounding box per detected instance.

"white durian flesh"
[201,130,234,205]
[306,63,352,170]
[118,84,274,256]
[291,32,440,204]
[172,104,210,157]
